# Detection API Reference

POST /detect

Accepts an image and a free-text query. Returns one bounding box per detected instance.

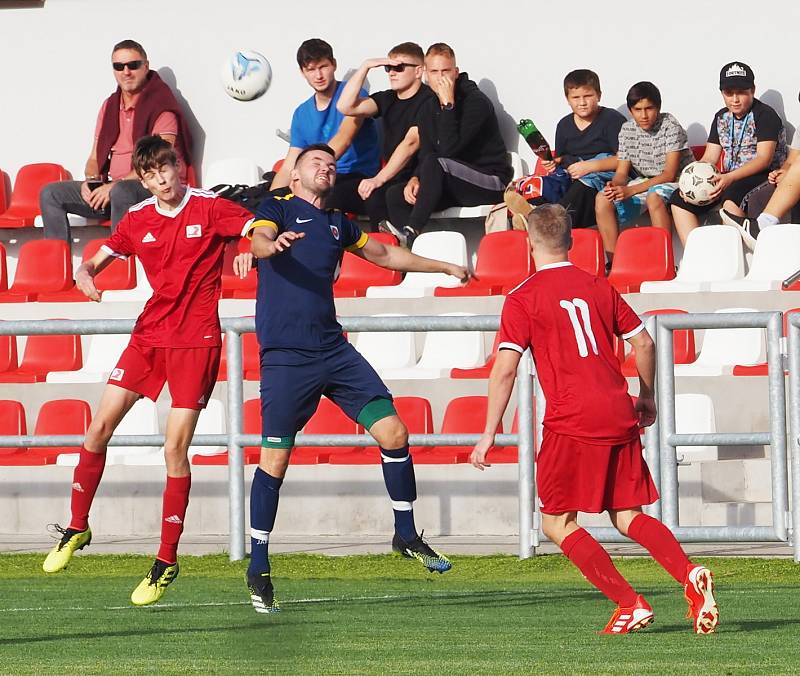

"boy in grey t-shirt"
[595,81,694,260]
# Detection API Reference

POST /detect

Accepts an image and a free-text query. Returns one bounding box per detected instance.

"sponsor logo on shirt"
[295,217,312,224]
[109,367,125,381]
[142,232,156,243]
[330,224,339,240]
[186,224,202,238]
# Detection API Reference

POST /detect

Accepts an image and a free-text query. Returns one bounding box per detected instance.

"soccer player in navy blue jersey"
[233,143,468,613]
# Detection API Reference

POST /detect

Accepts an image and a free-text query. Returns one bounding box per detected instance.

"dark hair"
[112,39,147,60]
[526,204,572,252]
[425,42,456,59]
[296,143,336,164]
[296,38,334,69]
[389,41,424,62]
[626,81,662,110]
[563,69,601,96]
[133,135,177,177]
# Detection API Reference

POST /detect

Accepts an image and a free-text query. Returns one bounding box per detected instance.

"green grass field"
[1,553,798,674]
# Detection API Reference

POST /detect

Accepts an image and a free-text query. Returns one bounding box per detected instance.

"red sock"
[627,513,691,584]
[68,446,106,531]
[560,528,638,607]
[157,475,191,564]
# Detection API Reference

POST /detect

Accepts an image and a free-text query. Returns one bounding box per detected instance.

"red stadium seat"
[294,398,359,462]
[272,159,284,173]
[451,333,501,379]
[217,331,260,381]
[0,169,8,214]
[221,237,257,299]
[428,396,502,463]
[329,396,435,464]
[0,400,27,458]
[334,232,401,297]
[691,145,705,161]
[733,308,799,376]
[435,230,533,296]
[0,163,70,228]
[569,229,605,277]
[0,243,8,292]
[621,309,696,377]
[2,399,91,465]
[0,331,82,383]
[608,227,675,293]
[0,240,73,302]
[38,239,137,302]
[0,335,19,374]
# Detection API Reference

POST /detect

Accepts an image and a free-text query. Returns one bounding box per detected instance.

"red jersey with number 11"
[102,188,253,348]
[498,262,644,444]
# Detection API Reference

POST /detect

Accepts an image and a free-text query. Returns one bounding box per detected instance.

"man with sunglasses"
[337,42,434,232]
[270,39,379,218]
[385,43,512,247]
[40,39,193,244]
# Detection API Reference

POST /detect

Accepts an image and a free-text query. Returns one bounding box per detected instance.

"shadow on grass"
[0,618,321,647]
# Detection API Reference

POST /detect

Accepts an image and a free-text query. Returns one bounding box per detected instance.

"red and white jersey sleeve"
[102,212,136,259]
[210,196,255,239]
[502,262,641,444]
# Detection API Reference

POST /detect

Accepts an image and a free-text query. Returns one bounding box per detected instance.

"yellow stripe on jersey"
[345,231,369,252]
[246,219,279,239]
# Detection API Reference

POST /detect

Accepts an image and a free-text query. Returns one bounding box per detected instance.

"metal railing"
[0,311,795,561]
[0,315,536,561]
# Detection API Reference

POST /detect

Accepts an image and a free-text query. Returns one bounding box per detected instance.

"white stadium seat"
[365,231,468,298]
[46,334,129,383]
[674,308,765,376]
[640,225,745,293]
[353,314,417,373]
[379,313,484,379]
[674,393,718,461]
[709,224,800,292]
[202,158,261,188]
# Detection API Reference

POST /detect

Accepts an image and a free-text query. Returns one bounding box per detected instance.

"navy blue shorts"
[259,341,392,438]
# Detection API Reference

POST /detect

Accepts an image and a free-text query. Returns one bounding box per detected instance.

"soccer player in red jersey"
[470,203,719,635]
[42,136,255,606]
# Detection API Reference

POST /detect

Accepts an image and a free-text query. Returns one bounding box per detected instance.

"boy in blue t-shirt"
[270,39,380,216]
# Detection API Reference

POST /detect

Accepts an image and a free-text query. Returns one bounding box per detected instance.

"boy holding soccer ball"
[670,62,787,245]
[595,82,694,260]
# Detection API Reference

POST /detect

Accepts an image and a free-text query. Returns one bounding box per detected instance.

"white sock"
[757,213,779,228]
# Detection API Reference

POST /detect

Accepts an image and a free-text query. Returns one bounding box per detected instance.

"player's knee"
[382,419,408,449]
[85,416,116,446]
[645,192,662,209]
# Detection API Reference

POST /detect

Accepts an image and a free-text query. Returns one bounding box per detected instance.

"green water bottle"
[518,118,553,162]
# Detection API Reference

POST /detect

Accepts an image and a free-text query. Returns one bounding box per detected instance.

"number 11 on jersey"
[560,298,598,358]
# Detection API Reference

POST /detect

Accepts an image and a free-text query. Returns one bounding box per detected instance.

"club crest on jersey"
[109,368,125,381]
[186,224,202,238]
[330,224,340,240]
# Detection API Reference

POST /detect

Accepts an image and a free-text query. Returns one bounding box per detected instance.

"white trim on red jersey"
[498,341,524,353]
[128,195,157,214]
[621,323,646,340]
[101,243,127,260]
[507,261,574,297]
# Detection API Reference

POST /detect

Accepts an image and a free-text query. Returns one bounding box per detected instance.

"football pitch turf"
[1,553,798,674]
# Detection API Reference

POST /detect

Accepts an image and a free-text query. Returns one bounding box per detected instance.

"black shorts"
[670,171,770,216]
[259,341,391,440]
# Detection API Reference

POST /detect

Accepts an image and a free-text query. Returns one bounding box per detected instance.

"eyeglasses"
[112,60,144,72]
[384,63,419,73]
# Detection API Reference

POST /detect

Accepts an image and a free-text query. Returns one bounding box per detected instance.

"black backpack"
[211,171,277,214]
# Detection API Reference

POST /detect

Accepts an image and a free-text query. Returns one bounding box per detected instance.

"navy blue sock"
[248,467,283,576]
[380,446,418,541]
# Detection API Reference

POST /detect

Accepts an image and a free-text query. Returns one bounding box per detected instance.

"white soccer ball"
[678,161,720,206]
[221,50,272,101]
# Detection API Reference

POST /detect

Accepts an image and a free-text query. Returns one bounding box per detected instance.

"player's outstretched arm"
[75,248,115,302]
[357,237,471,282]
[250,227,305,259]
[628,329,657,428]
[471,349,520,471]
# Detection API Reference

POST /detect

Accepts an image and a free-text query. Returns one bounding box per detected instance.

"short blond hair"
[425,42,456,59]
[526,204,572,252]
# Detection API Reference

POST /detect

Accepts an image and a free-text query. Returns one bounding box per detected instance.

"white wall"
[1,0,797,185]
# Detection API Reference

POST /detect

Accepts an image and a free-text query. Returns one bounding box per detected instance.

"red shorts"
[536,430,658,515]
[108,340,220,410]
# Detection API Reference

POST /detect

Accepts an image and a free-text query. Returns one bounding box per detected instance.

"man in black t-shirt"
[338,42,434,231]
